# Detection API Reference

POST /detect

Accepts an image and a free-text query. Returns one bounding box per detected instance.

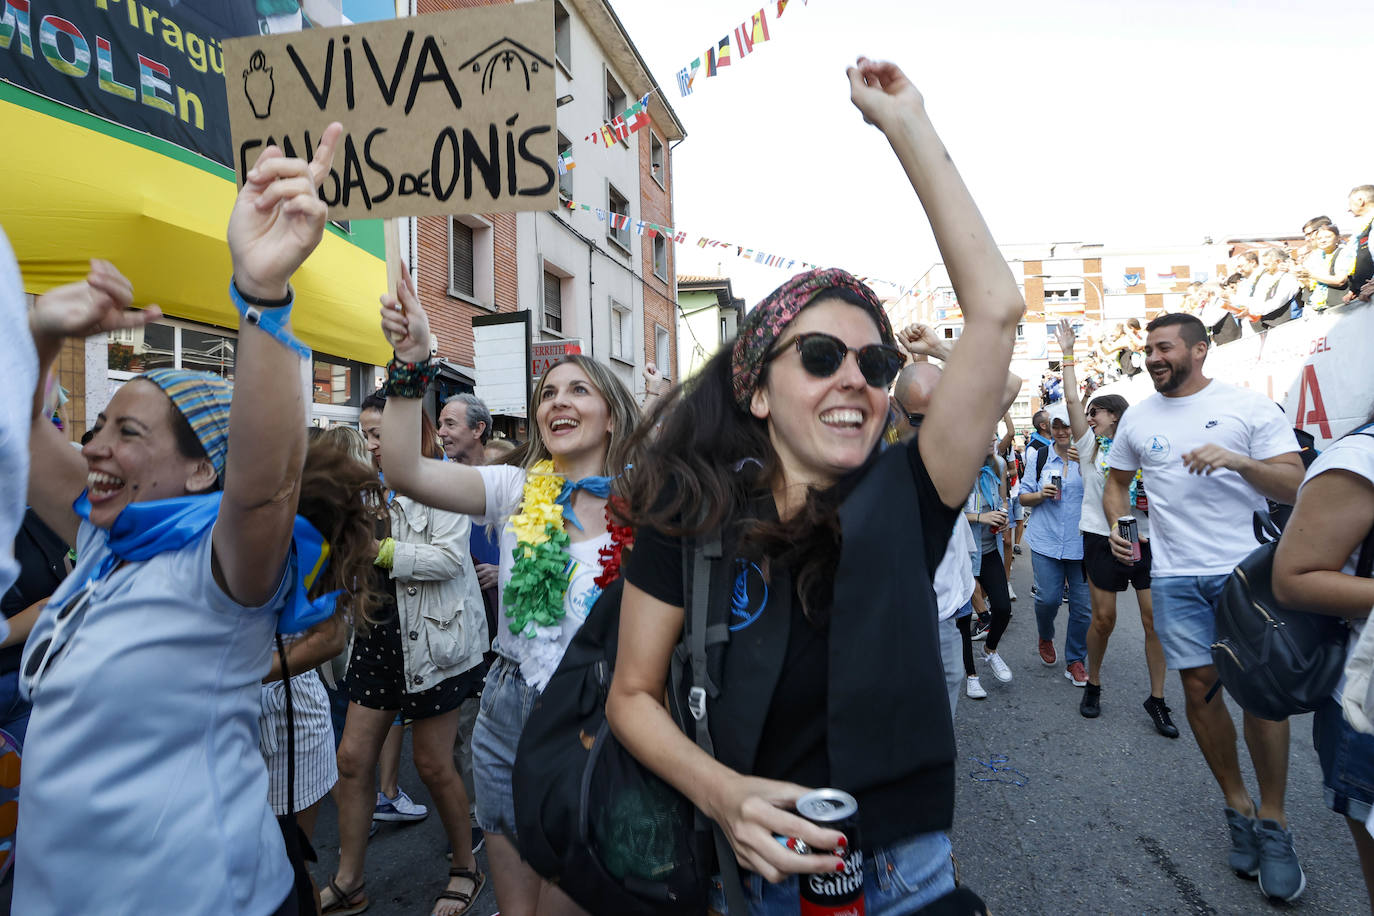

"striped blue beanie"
[140,368,233,479]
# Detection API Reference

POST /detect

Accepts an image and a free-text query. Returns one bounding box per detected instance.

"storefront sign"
[223,3,558,220]
[0,0,262,166]
[531,339,582,378]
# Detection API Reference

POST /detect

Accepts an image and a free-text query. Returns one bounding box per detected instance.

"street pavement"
[309,555,1368,915]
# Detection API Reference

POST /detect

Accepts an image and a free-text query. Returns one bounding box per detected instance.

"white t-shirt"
[1108,380,1298,577]
[475,464,611,691]
[932,515,977,621]
[1075,430,1150,540]
[1298,432,1374,675]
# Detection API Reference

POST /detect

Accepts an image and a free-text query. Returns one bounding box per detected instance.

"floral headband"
[730,267,895,411]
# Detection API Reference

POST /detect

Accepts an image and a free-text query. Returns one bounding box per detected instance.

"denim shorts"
[1010,495,1024,523]
[708,830,954,916]
[1313,697,1374,823]
[1149,574,1228,670]
[471,655,538,837]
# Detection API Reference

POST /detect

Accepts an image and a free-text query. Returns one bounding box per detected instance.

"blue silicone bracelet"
[229,281,311,360]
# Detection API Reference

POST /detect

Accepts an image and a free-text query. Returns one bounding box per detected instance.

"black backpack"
[512,537,749,916]
[1212,427,1374,720]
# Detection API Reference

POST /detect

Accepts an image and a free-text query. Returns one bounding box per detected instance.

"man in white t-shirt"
[1104,313,1308,903]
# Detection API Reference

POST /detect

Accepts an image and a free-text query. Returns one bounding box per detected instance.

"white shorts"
[259,669,338,815]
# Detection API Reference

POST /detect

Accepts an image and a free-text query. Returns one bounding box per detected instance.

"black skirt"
[345,587,482,720]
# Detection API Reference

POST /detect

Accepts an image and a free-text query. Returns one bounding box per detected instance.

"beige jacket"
[388,494,488,694]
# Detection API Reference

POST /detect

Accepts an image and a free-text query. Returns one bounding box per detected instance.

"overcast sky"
[611,0,1372,304]
[353,0,1373,305]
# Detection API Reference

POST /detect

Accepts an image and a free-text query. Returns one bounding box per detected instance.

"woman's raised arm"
[377,263,488,517]
[1056,320,1089,442]
[847,58,1024,508]
[214,124,340,607]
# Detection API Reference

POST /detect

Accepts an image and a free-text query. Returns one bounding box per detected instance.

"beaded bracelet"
[384,357,437,399]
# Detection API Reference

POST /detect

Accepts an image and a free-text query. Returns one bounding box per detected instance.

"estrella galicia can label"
[796,788,863,916]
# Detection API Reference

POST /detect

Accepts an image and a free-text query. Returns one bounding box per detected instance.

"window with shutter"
[450,219,474,298]
[543,271,562,333]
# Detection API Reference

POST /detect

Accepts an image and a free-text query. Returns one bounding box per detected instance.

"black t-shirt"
[624,439,956,787]
[1,510,70,675]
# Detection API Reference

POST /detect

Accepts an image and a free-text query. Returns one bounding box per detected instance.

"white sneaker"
[374,787,429,822]
[1008,583,1017,601]
[982,650,1013,683]
[966,676,988,699]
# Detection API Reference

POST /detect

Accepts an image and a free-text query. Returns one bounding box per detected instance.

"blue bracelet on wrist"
[228,281,311,360]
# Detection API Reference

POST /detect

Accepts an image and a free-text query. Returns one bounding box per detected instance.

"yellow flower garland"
[504,460,574,637]
[509,460,565,547]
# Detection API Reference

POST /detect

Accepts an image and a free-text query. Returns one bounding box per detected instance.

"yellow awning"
[0,98,391,366]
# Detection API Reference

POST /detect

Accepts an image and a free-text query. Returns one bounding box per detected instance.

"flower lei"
[503,460,634,638]
[1096,436,1142,505]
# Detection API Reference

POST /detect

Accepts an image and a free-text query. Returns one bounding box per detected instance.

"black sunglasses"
[765,332,905,390]
[892,399,924,428]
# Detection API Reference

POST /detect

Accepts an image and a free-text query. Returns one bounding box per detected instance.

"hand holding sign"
[380,261,433,364]
[229,122,343,300]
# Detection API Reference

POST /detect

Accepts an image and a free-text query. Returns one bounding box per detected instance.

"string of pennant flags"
[558,196,917,297]
[676,0,808,98]
[566,0,812,152]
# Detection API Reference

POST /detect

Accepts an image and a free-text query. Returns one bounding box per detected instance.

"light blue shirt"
[16,522,293,915]
[0,227,35,617]
[1022,447,1085,560]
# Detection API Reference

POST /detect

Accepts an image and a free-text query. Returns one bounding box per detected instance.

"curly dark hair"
[297,436,389,633]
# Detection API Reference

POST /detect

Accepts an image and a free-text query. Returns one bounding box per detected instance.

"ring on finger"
[774,835,810,855]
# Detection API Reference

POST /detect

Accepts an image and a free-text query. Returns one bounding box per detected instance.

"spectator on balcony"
[1248,249,1303,330]
[1296,223,1355,313]
[1342,185,1373,304]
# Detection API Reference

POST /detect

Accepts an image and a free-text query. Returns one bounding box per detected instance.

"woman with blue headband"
[17,124,346,915]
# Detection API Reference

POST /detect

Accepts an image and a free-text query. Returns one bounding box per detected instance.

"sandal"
[431,866,485,916]
[321,877,369,915]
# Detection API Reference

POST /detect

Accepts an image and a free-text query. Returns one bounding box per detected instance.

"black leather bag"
[513,540,749,916]
[1211,538,1359,721]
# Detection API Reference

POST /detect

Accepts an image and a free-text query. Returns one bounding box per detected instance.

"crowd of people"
[1,57,1372,916]
[1040,184,1374,397]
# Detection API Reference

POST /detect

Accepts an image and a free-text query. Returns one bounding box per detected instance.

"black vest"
[702,444,956,849]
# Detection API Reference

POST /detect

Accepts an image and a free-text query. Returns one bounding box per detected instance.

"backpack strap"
[679,534,749,916]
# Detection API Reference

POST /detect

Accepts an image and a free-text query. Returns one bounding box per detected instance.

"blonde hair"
[524,354,640,476]
[318,425,372,469]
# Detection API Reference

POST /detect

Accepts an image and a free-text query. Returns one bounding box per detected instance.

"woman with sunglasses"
[377,270,641,916]
[17,127,344,915]
[605,58,1023,914]
[1054,321,1177,735]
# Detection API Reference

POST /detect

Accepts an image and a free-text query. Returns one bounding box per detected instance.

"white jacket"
[388,494,488,693]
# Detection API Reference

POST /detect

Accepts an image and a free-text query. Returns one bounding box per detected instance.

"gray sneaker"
[1255,818,1306,902]
[1224,806,1259,878]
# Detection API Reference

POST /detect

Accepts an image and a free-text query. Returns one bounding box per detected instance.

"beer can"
[1117,516,1141,562]
[1050,474,1062,499]
[796,788,863,916]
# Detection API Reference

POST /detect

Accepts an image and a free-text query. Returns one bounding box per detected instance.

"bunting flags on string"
[676,1,807,98]
[558,196,916,297]
[556,149,575,175]
[585,93,652,146]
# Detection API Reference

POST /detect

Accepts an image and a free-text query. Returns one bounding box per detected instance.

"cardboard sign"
[223,3,558,220]
[532,339,583,378]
